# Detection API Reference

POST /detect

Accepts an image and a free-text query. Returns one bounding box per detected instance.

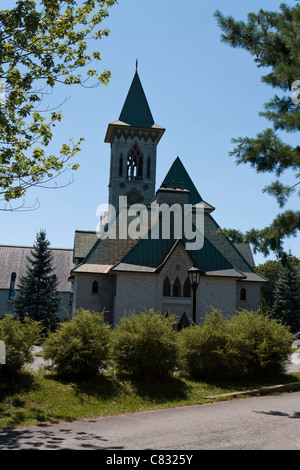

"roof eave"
[104,121,165,143]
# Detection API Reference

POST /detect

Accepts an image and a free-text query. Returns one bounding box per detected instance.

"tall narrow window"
[163,277,171,296]
[183,278,191,297]
[127,143,143,180]
[69,282,74,305]
[173,277,181,297]
[92,280,99,294]
[138,155,143,178]
[240,288,247,301]
[119,154,123,177]
[147,156,151,179]
[9,272,16,300]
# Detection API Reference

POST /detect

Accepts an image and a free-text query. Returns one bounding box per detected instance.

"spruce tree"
[270,260,300,333]
[214,4,300,258]
[14,230,61,332]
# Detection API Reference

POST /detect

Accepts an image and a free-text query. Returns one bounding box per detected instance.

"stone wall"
[113,272,158,324]
[197,277,237,321]
[73,273,114,323]
[235,281,261,312]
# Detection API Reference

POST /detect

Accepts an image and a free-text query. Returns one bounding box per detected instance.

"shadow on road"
[0,422,124,450]
[253,410,300,419]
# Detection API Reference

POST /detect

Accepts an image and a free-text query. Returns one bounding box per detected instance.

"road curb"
[204,382,300,399]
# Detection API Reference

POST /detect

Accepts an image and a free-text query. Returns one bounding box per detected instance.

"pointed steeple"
[119,71,155,128]
[105,67,165,210]
[160,157,215,212]
[105,69,165,143]
[161,157,203,205]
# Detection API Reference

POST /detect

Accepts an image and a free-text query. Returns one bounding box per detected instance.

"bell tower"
[105,68,165,210]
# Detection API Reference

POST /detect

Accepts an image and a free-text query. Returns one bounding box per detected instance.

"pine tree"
[270,260,300,333]
[214,4,300,258]
[14,230,61,332]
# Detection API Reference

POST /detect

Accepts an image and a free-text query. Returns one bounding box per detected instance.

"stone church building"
[71,70,267,326]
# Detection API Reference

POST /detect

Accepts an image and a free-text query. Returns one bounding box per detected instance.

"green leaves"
[0,0,117,209]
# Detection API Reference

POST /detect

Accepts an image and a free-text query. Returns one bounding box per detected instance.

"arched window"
[138,155,143,178]
[240,287,247,301]
[173,277,181,297]
[127,143,143,181]
[183,278,191,297]
[163,277,171,296]
[92,280,99,294]
[146,156,151,179]
[8,272,16,300]
[119,154,123,177]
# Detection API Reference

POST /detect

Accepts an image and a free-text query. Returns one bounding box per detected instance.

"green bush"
[110,309,179,377]
[0,314,42,374]
[42,308,111,377]
[178,309,244,379]
[230,309,294,376]
[178,308,294,379]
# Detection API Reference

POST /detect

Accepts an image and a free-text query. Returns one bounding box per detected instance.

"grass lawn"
[1,369,300,429]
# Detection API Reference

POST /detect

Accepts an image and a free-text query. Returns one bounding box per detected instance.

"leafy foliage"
[110,310,179,378]
[0,314,42,373]
[230,309,294,376]
[0,0,116,209]
[178,308,293,379]
[42,308,111,377]
[214,4,300,257]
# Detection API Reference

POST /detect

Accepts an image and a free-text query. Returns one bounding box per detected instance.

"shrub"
[178,309,244,379]
[0,314,42,374]
[230,309,294,376]
[110,309,179,377]
[42,308,111,377]
[178,308,294,379]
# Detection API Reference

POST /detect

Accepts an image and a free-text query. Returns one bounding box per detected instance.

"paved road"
[2,343,298,452]
[0,391,300,450]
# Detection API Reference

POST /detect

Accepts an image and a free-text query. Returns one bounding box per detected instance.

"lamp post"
[188,266,201,324]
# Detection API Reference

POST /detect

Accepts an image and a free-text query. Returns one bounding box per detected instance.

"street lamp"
[188,266,201,324]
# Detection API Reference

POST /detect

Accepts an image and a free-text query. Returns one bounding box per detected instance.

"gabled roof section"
[72,213,143,275]
[111,202,266,282]
[160,157,204,206]
[112,208,235,274]
[73,230,99,262]
[119,71,154,128]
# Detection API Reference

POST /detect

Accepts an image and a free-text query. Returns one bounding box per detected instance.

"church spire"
[105,68,165,210]
[118,70,155,128]
[104,69,165,143]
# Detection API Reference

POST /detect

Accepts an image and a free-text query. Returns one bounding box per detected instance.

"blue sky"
[1,0,299,266]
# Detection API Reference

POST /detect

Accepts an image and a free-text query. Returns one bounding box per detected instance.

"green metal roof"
[119,234,234,273]
[161,157,203,205]
[119,71,155,128]
[114,210,234,273]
